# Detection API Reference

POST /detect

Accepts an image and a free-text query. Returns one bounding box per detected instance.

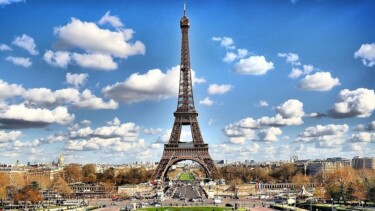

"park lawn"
[137,206,234,211]
[178,172,195,181]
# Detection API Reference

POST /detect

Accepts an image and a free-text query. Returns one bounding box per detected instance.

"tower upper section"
[176,2,196,114]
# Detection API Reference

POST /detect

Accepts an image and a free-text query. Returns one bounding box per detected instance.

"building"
[307,157,351,175]
[352,156,375,170]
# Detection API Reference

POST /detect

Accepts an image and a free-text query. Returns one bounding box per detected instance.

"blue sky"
[0,0,374,165]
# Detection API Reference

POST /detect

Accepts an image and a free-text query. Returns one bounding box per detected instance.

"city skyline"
[0,0,374,165]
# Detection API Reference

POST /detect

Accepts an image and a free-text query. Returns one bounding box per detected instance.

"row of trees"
[220,165,375,203]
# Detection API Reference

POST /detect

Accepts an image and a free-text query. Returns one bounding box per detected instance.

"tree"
[0,187,6,201]
[0,172,10,187]
[49,175,72,197]
[270,163,296,182]
[324,166,362,203]
[63,164,82,183]
[291,173,311,189]
[15,184,43,204]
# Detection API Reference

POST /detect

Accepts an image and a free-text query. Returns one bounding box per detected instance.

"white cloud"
[72,89,118,109]
[223,99,304,144]
[66,73,89,88]
[348,132,375,143]
[354,121,375,131]
[223,49,248,63]
[0,130,22,143]
[80,120,91,126]
[0,44,12,51]
[257,99,305,126]
[354,43,375,67]
[298,72,340,91]
[98,11,124,28]
[5,56,32,67]
[12,34,39,55]
[208,84,233,95]
[233,55,274,75]
[144,128,162,135]
[222,118,257,144]
[106,117,121,126]
[259,100,268,107]
[23,87,117,110]
[295,124,348,148]
[199,97,213,106]
[257,127,282,142]
[54,17,145,58]
[223,52,237,63]
[69,121,140,142]
[0,104,74,126]
[102,65,204,103]
[328,88,375,118]
[288,65,314,79]
[0,79,25,99]
[72,53,118,71]
[212,36,235,49]
[43,50,71,68]
[278,52,300,66]
[0,0,23,5]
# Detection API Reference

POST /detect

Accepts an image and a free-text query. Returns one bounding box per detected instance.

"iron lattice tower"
[151,4,220,181]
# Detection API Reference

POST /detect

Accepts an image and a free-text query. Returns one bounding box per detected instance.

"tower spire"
[183,0,186,16]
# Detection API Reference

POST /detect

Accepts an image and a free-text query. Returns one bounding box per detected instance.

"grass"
[178,172,195,181]
[137,206,235,211]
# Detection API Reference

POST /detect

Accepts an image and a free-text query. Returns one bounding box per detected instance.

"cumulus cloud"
[223,49,248,63]
[72,89,118,109]
[278,52,300,66]
[0,104,74,129]
[354,121,375,131]
[66,73,89,88]
[54,17,145,58]
[72,53,118,71]
[328,88,375,118]
[233,55,274,75]
[144,128,162,135]
[0,44,12,51]
[208,84,233,95]
[5,56,32,67]
[257,127,282,142]
[257,99,305,126]
[199,97,213,106]
[0,80,25,99]
[222,118,257,144]
[298,72,340,91]
[288,65,314,79]
[102,65,204,103]
[212,36,235,49]
[43,50,71,68]
[295,124,348,148]
[0,130,22,143]
[259,100,269,107]
[223,99,305,144]
[348,132,375,143]
[69,121,140,142]
[98,11,124,28]
[12,34,39,55]
[106,117,121,126]
[354,43,375,67]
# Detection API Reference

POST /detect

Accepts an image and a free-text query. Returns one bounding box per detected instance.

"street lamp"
[331,198,334,211]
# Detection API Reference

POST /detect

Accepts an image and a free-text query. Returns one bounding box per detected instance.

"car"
[225,203,234,207]
[188,198,196,202]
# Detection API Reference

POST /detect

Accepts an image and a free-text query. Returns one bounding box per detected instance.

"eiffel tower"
[151,3,220,181]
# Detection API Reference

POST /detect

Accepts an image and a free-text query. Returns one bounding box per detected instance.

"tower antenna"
[183,0,186,16]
